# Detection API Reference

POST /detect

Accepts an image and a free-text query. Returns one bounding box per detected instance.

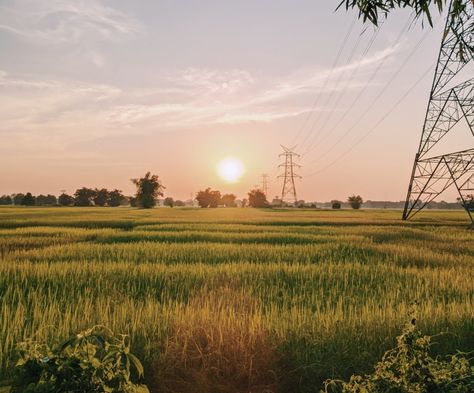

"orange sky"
[0,1,472,201]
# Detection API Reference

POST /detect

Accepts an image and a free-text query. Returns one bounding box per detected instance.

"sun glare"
[217,157,245,183]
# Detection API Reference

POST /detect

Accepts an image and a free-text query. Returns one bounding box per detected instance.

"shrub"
[11,326,149,393]
[323,320,474,392]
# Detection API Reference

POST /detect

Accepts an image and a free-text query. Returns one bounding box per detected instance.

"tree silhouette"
[220,193,237,207]
[74,188,96,207]
[21,192,35,206]
[248,189,268,208]
[93,189,109,207]
[164,197,174,208]
[108,189,126,207]
[348,195,363,209]
[58,193,75,206]
[196,188,221,208]
[131,172,165,209]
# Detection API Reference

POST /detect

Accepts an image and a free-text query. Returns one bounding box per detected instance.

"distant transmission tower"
[261,174,269,197]
[403,0,474,223]
[278,145,302,204]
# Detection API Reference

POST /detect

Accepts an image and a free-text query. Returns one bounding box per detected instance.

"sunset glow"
[217,158,245,183]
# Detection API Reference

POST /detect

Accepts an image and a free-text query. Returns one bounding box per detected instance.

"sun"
[217,157,245,183]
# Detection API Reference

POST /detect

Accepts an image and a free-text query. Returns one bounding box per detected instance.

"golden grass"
[0,207,473,392]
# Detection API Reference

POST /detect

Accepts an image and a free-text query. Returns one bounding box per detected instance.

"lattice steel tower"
[278,145,301,204]
[403,0,474,223]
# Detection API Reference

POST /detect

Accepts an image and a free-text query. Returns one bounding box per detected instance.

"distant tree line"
[0,189,129,207]
[2,171,466,210]
[193,188,268,208]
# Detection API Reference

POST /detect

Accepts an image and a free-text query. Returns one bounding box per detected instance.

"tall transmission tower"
[261,174,269,197]
[403,0,474,223]
[278,145,302,204]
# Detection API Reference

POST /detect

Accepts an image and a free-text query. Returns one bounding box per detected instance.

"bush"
[11,326,149,393]
[323,320,474,392]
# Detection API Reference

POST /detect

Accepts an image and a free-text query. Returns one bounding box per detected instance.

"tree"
[58,193,75,206]
[331,200,342,209]
[131,172,165,209]
[13,193,25,205]
[174,200,185,207]
[108,189,126,207]
[248,189,268,208]
[196,188,221,208]
[36,194,57,206]
[0,195,12,205]
[164,197,174,208]
[220,193,237,207]
[93,188,109,207]
[348,195,363,209]
[337,0,468,27]
[241,198,248,208]
[129,196,137,207]
[74,187,96,207]
[21,192,35,206]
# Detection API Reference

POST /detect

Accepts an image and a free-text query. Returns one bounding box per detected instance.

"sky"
[0,0,472,202]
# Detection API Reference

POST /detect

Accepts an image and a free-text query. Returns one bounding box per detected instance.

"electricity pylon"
[261,174,269,197]
[403,0,474,223]
[278,145,301,204]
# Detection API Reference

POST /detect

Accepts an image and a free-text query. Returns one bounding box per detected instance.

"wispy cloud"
[0,0,140,44]
[0,41,401,149]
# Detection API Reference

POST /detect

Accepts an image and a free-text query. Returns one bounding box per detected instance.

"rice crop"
[0,206,473,392]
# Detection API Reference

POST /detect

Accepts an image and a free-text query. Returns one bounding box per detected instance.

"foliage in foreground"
[324,320,474,393]
[11,326,149,393]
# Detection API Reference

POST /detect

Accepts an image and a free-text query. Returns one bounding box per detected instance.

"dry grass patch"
[151,287,281,393]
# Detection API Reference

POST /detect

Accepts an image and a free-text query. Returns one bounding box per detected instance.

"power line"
[291,15,358,146]
[301,25,381,155]
[304,62,434,178]
[304,20,434,166]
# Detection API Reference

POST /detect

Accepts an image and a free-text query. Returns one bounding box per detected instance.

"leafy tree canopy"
[94,188,109,207]
[196,188,222,208]
[12,194,25,206]
[221,193,237,207]
[21,192,35,206]
[36,194,57,206]
[337,0,470,27]
[108,189,126,207]
[347,195,364,209]
[58,193,75,206]
[131,172,165,209]
[164,197,174,207]
[74,187,96,207]
[0,195,13,205]
[248,189,268,208]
